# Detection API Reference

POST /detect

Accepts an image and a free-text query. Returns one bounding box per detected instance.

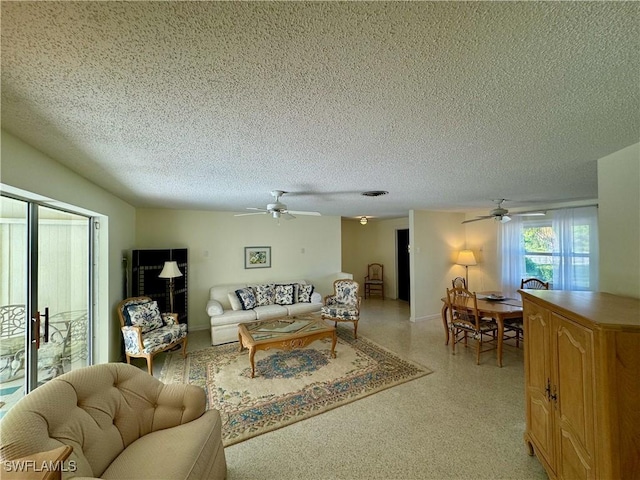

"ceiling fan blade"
[287,210,321,216]
[246,207,267,211]
[462,216,492,224]
[234,212,268,217]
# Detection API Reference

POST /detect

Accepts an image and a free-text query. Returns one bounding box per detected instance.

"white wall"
[135,209,342,330]
[462,216,502,292]
[410,210,465,322]
[598,142,640,298]
[1,130,137,362]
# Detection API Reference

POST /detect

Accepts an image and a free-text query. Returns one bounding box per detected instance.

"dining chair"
[504,277,550,347]
[364,263,384,299]
[446,287,498,365]
[520,278,550,290]
[451,276,467,289]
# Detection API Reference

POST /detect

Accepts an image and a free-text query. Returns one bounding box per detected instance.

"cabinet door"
[552,313,595,480]
[524,299,555,471]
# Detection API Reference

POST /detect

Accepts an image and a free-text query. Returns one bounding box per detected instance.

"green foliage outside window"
[522,223,591,287]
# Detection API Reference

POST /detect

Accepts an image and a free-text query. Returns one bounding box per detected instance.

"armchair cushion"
[141,324,188,354]
[126,301,164,333]
[321,305,359,320]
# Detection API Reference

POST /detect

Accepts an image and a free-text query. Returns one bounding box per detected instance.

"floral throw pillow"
[297,284,314,303]
[235,287,257,310]
[126,301,164,333]
[274,284,295,305]
[253,284,275,306]
[122,298,152,326]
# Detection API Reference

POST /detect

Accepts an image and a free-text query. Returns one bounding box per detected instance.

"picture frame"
[244,246,271,269]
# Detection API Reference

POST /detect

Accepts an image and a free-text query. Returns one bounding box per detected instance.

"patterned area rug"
[160,327,432,446]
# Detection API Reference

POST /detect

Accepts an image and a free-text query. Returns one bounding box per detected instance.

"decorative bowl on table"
[485,294,505,301]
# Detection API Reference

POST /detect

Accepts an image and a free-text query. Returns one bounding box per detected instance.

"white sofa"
[206,280,322,345]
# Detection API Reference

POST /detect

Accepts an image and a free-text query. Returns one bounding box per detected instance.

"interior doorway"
[396,229,410,302]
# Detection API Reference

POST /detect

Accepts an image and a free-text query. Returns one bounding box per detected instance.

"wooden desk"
[440,293,523,367]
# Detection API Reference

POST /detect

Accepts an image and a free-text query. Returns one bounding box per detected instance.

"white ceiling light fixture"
[360,216,368,225]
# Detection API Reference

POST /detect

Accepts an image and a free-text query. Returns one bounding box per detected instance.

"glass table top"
[244,316,331,341]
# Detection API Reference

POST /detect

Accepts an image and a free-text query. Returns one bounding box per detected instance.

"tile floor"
[151,298,548,480]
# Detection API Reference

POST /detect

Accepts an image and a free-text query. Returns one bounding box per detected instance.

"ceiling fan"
[234,190,321,220]
[462,199,545,224]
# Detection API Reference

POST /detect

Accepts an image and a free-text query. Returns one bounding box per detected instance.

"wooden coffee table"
[238,315,337,378]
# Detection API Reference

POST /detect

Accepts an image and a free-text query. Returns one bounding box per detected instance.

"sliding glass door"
[0,196,92,417]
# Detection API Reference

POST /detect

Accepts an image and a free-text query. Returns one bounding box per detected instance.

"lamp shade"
[159,261,183,279]
[456,250,477,266]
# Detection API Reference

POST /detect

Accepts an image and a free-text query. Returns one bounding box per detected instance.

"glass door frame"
[2,193,95,394]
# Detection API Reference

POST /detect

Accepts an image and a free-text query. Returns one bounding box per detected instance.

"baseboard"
[410,313,442,322]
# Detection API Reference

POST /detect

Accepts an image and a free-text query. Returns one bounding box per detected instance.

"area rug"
[159,327,432,446]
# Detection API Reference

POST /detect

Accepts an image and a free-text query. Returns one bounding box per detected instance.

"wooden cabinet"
[520,290,640,480]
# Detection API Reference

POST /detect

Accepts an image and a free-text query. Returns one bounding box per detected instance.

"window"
[501,206,598,294]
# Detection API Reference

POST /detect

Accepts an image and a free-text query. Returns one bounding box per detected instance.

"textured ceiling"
[1,2,638,219]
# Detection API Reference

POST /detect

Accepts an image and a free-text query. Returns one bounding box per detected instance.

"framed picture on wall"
[245,246,271,269]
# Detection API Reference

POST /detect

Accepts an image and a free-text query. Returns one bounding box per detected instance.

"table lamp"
[159,261,183,312]
[456,250,477,288]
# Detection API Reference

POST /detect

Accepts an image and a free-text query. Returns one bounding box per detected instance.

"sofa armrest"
[121,326,144,354]
[152,383,207,432]
[206,299,224,316]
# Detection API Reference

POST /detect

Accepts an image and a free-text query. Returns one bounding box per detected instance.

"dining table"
[440,291,523,367]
